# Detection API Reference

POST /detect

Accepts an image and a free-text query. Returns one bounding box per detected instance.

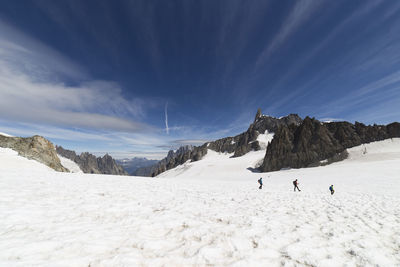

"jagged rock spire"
[254,108,262,123]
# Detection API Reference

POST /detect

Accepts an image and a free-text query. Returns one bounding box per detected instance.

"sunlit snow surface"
[0,132,14,137]
[58,155,83,173]
[1,139,400,266]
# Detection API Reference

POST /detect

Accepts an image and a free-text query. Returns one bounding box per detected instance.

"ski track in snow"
[0,139,400,266]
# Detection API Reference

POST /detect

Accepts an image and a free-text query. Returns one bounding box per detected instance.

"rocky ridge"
[138,110,302,177]
[260,117,400,172]
[56,146,128,175]
[138,110,400,177]
[0,135,68,172]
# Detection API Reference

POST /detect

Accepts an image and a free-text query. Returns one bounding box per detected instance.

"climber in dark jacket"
[293,179,301,192]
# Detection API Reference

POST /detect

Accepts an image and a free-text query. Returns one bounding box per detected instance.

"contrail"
[165,102,169,134]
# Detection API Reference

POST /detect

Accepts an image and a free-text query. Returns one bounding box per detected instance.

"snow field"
[0,132,14,137]
[58,155,83,173]
[0,139,400,266]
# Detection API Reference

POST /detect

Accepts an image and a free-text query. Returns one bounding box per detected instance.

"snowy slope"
[256,130,274,149]
[0,139,400,266]
[0,132,14,137]
[0,147,54,173]
[157,131,274,180]
[58,155,83,173]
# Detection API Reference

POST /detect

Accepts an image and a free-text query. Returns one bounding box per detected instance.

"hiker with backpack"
[293,179,301,192]
[329,185,335,195]
[258,177,263,189]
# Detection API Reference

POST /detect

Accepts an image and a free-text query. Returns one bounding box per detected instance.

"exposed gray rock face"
[260,117,400,172]
[143,145,208,177]
[138,110,302,177]
[193,112,302,158]
[56,146,128,175]
[232,112,302,157]
[0,135,68,172]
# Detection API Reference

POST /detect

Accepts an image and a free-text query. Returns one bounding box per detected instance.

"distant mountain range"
[136,109,400,177]
[56,146,128,175]
[0,132,152,176]
[2,109,399,178]
[136,110,303,176]
[116,157,159,175]
[0,132,129,175]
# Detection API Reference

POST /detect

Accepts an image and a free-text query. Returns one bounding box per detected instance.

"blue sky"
[1,0,400,159]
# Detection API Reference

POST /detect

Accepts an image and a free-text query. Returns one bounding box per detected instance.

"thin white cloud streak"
[255,0,321,69]
[321,70,400,116]
[0,19,153,133]
[255,0,389,115]
[216,1,270,85]
[344,93,400,124]
[164,102,169,134]
[352,70,400,99]
[33,1,124,67]
[0,67,149,132]
[217,1,399,123]
[0,123,112,142]
[118,134,168,147]
[123,1,163,78]
[318,118,345,123]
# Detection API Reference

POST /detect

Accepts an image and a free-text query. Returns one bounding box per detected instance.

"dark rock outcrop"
[0,135,68,172]
[140,145,209,177]
[231,113,303,157]
[260,117,400,172]
[138,111,302,177]
[56,146,128,175]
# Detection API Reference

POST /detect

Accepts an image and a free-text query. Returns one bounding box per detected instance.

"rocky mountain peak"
[56,146,128,175]
[260,117,400,172]
[137,110,304,177]
[254,108,262,122]
[0,135,68,172]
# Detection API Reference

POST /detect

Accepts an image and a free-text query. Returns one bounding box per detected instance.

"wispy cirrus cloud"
[0,19,153,133]
[216,1,270,83]
[253,0,398,120]
[318,117,345,123]
[0,120,112,142]
[320,70,400,119]
[0,18,87,81]
[255,0,321,69]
